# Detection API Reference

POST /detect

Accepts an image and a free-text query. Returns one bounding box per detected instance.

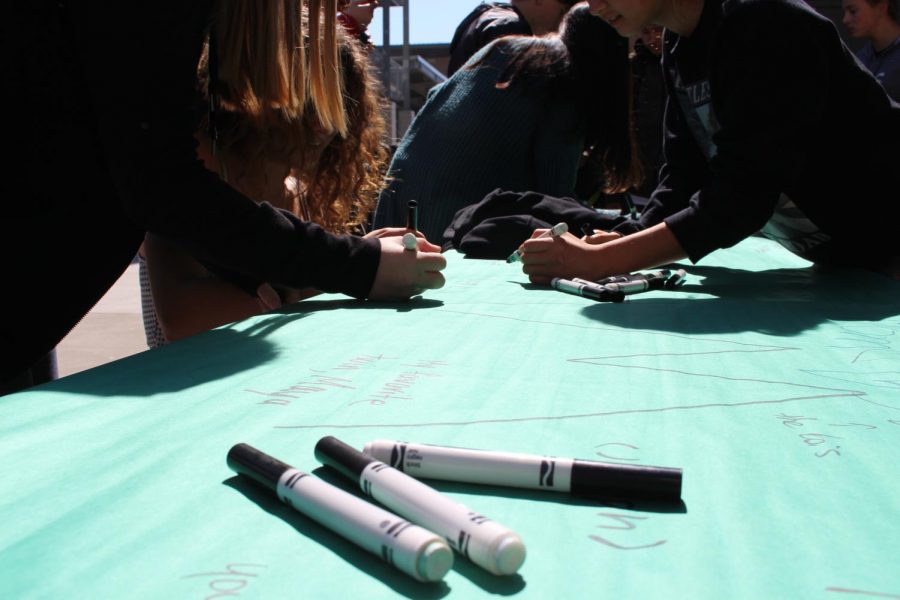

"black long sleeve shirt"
[1,1,380,381]
[615,0,900,268]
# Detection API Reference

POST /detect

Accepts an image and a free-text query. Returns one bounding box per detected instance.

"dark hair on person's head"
[559,5,640,193]
[864,0,899,22]
[480,5,640,193]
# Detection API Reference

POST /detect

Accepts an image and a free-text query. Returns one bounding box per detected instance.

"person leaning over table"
[0,0,446,395]
[516,0,900,284]
[842,0,900,100]
[447,0,580,76]
[373,5,641,243]
[142,23,396,347]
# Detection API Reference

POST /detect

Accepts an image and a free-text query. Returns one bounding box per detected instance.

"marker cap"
[549,222,568,236]
[401,232,418,251]
[227,443,291,492]
[418,540,454,581]
[493,535,527,575]
[315,436,376,480]
[570,460,682,502]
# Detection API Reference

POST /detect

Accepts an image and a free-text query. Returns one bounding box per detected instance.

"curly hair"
[199,27,387,234]
[302,37,388,233]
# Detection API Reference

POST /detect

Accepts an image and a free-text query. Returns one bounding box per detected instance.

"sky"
[367,0,486,45]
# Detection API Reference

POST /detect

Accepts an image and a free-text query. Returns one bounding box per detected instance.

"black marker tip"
[315,436,377,481]
[227,443,292,492]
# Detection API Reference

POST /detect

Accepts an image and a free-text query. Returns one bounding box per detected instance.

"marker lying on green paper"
[363,440,683,502]
[316,436,526,576]
[227,443,452,582]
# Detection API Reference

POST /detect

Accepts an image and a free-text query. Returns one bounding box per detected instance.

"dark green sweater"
[373,41,586,242]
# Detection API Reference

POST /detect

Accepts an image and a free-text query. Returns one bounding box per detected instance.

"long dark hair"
[863,0,899,23]
[473,6,641,193]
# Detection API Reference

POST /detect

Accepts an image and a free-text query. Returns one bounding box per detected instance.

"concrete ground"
[56,262,148,377]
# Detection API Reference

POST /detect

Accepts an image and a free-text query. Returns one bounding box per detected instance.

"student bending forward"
[519,0,900,282]
[373,5,640,243]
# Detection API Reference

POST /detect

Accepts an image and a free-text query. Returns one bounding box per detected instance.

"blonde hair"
[212,0,348,136]
[199,30,388,234]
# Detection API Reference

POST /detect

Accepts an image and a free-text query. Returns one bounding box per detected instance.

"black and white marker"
[315,436,526,576]
[362,440,683,502]
[227,443,453,582]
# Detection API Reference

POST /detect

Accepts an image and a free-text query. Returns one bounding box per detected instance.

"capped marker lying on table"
[603,271,670,294]
[363,440,683,502]
[227,443,453,582]
[315,436,526,576]
[551,277,625,303]
[506,222,568,263]
[594,269,671,286]
[594,274,631,285]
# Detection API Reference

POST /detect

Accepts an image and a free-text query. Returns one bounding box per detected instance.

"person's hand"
[582,229,622,245]
[256,282,283,312]
[519,231,603,285]
[367,235,446,300]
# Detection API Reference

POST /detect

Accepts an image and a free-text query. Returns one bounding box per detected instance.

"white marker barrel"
[401,232,418,251]
[365,440,573,491]
[316,436,526,576]
[363,440,682,502]
[228,443,452,582]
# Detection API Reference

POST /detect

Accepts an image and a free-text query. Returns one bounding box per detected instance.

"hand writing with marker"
[368,234,446,301]
[519,222,687,285]
[519,230,607,284]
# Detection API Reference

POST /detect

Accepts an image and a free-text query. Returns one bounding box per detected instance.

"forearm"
[591,222,687,278]
[520,222,687,284]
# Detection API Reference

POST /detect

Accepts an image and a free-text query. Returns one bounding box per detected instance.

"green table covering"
[2,237,899,599]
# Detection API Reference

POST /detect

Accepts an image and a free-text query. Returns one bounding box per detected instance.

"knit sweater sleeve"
[663,0,832,262]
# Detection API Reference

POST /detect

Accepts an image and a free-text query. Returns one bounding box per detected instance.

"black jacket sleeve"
[75,1,379,298]
[662,1,832,262]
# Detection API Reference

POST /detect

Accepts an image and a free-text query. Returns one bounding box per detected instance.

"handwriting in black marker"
[182,563,267,598]
[275,309,867,430]
[588,513,665,550]
[776,413,819,428]
[594,443,640,461]
[826,586,900,598]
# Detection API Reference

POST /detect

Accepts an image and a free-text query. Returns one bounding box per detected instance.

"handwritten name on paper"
[349,360,448,407]
[244,355,449,409]
[775,412,899,458]
[245,354,396,406]
[589,513,666,550]
[182,563,266,599]
[828,323,900,365]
